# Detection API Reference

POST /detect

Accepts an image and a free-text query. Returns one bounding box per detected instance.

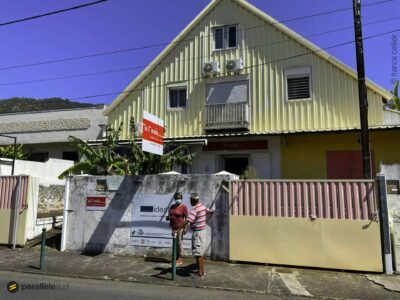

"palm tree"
[58,125,127,178]
[0,144,27,160]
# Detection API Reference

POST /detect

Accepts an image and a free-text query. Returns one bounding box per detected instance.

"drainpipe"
[60,177,71,252]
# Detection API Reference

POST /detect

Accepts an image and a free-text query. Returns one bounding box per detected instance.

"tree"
[388,80,400,110]
[58,118,194,178]
[0,144,27,160]
[58,124,128,179]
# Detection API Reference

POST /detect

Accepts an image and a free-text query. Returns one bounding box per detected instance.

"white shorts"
[192,230,206,256]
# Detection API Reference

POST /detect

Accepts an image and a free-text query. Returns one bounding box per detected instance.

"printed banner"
[130,193,192,248]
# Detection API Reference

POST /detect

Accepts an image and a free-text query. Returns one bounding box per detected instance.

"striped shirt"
[187,203,210,231]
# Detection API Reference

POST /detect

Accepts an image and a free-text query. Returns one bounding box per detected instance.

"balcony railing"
[205,102,250,131]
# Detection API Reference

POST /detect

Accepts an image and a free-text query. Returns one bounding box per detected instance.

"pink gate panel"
[0,176,29,209]
[230,180,377,220]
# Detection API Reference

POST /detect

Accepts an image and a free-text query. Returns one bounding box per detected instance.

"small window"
[29,152,49,162]
[285,66,312,101]
[213,25,237,50]
[168,85,187,109]
[62,151,79,162]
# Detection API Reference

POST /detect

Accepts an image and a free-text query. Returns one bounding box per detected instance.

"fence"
[0,176,39,245]
[231,180,377,220]
[229,179,383,272]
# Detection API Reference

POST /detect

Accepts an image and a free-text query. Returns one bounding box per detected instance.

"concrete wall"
[0,158,73,186]
[38,185,65,212]
[190,136,282,179]
[380,164,400,220]
[64,174,232,260]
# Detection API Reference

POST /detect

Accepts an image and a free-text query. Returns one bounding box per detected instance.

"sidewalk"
[0,246,399,299]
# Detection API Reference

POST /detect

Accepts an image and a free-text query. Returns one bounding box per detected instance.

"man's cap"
[173,192,183,199]
[190,193,200,200]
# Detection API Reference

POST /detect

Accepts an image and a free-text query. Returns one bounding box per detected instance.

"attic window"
[213,25,237,50]
[285,66,312,101]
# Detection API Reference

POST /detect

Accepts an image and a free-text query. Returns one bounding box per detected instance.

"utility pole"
[353,0,372,179]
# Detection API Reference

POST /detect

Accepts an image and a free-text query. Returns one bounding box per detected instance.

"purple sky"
[0,0,398,104]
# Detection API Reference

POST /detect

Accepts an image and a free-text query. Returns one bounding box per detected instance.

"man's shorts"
[191,229,206,256]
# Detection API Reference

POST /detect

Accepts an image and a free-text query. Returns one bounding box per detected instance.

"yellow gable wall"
[108,0,384,140]
[282,130,400,179]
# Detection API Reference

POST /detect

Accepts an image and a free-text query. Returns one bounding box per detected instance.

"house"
[103,0,400,179]
[0,105,107,162]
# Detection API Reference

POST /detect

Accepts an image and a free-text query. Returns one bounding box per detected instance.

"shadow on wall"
[84,177,140,255]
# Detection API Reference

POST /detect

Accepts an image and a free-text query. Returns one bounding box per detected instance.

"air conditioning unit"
[225,58,244,72]
[202,61,220,76]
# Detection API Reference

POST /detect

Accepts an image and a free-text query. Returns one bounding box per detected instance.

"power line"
[0,0,109,27]
[70,28,400,102]
[0,0,395,72]
[1,14,399,87]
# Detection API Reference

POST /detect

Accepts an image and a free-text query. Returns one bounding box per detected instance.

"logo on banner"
[142,111,164,156]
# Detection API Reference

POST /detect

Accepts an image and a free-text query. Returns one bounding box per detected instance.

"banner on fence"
[130,193,192,248]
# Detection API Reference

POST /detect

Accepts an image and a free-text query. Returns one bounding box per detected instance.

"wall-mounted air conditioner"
[225,58,244,72]
[202,61,220,76]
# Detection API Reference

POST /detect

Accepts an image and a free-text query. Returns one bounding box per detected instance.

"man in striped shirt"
[185,193,214,278]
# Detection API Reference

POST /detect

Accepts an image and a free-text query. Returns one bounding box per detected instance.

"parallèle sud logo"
[7,281,19,293]
[6,281,69,293]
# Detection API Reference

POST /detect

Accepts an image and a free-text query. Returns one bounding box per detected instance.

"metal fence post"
[171,233,177,281]
[377,174,393,274]
[39,228,47,270]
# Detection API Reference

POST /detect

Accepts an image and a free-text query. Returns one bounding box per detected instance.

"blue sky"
[0,0,398,104]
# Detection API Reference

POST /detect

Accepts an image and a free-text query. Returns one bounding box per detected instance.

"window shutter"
[206,80,249,104]
[287,76,310,100]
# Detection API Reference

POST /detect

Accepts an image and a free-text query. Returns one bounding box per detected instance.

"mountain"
[0,97,98,114]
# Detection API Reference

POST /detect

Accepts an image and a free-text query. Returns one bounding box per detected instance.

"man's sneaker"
[190,272,205,280]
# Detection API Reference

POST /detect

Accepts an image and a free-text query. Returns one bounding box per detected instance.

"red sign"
[142,111,164,155]
[142,118,164,145]
[86,196,106,211]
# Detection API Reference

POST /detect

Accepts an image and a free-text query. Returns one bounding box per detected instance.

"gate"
[229,180,383,272]
[0,176,31,245]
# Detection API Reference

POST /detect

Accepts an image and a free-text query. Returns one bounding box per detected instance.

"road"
[0,270,306,300]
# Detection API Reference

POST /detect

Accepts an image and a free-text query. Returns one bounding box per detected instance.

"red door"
[326,150,376,179]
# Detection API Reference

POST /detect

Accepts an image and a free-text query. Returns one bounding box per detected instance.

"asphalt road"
[0,270,306,300]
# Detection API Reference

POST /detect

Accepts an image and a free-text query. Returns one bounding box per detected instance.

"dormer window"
[213,25,237,50]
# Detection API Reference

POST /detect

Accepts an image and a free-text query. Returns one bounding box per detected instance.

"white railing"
[205,102,249,130]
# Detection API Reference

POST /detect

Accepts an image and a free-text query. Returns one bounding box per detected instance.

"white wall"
[0,158,74,186]
[190,136,282,179]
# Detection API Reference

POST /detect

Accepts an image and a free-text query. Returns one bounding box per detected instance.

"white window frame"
[166,82,188,110]
[284,66,312,102]
[213,25,238,52]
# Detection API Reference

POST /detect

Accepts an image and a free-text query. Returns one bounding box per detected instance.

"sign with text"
[142,111,164,156]
[130,193,192,248]
[86,196,107,211]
